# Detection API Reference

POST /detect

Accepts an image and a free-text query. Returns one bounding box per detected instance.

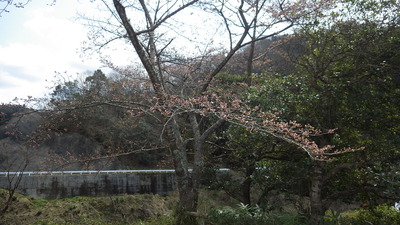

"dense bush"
[206,203,307,225]
[340,204,400,225]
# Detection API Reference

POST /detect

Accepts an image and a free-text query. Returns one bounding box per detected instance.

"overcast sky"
[0,0,267,105]
[0,0,102,104]
[0,1,217,105]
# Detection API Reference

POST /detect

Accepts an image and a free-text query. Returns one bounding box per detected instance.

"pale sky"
[0,0,285,105]
[0,1,221,105]
[0,0,102,104]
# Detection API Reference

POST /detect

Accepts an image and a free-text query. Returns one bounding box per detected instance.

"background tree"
[48,70,168,169]
[0,104,41,215]
[0,142,29,215]
[204,1,400,224]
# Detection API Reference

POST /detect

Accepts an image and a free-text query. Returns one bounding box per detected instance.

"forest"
[0,0,399,224]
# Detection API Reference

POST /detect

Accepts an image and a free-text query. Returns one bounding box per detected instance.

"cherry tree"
[60,1,345,223]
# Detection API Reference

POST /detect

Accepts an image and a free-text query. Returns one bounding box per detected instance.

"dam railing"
[0,168,230,176]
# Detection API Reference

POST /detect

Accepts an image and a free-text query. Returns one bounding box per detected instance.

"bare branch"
[136,0,200,35]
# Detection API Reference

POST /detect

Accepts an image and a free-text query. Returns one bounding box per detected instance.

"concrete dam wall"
[0,171,177,199]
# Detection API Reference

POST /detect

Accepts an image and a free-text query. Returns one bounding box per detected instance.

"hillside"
[0,105,162,171]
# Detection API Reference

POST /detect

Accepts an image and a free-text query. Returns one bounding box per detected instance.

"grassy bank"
[0,189,240,225]
[1,189,399,224]
[0,189,177,224]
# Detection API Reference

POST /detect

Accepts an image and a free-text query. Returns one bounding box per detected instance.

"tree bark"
[175,180,199,225]
[310,161,324,225]
[113,0,164,95]
[245,1,259,86]
[164,116,196,224]
[242,164,255,205]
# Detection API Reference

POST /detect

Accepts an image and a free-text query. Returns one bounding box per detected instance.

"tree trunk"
[173,144,200,225]
[170,158,199,224]
[1,165,27,215]
[174,174,199,225]
[310,161,324,225]
[172,114,224,225]
[167,117,197,224]
[242,164,255,205]
[246,39,255,86]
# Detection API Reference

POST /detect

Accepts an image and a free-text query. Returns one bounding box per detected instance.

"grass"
[0,190,177,225]
[3,188,390,225]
